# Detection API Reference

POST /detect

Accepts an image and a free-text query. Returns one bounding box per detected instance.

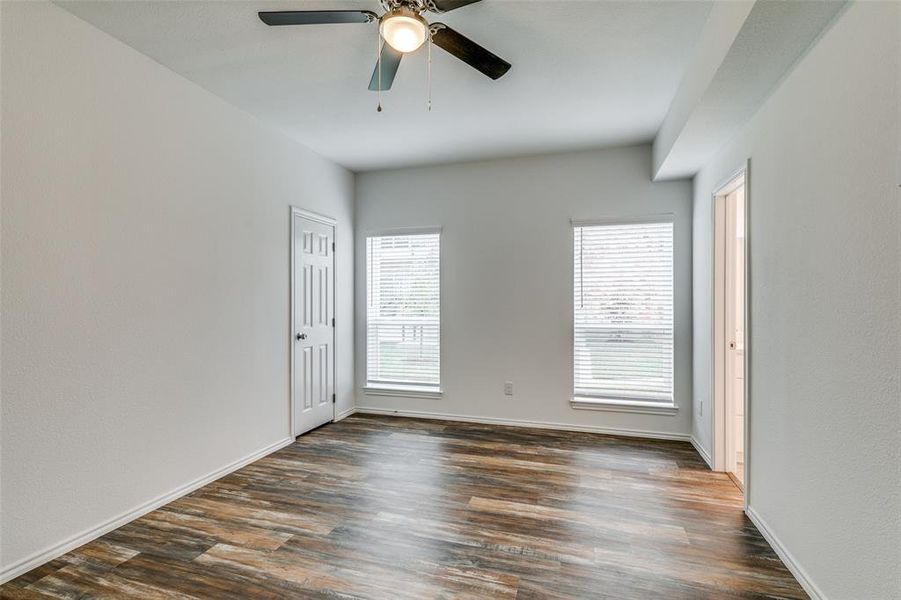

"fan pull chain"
[376,28,383,113]
[427,30,432,112]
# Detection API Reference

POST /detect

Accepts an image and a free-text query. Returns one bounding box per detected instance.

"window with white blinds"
[366,232,440,390]
[573,220,673,404]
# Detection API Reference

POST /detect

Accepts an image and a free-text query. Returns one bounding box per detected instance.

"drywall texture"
[653,0,754,179]
[355,145,693,438]
[0,1,354,577]
[655,1,848,182]
[692,3,900,597]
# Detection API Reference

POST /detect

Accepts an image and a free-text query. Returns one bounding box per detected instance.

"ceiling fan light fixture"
[380,9,428,53]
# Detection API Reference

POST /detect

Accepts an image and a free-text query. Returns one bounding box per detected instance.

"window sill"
[571,397,678,415]
[364,385,443,399]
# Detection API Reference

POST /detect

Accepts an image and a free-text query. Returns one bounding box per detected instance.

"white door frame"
[711,160,751,509]
[289,206,337,437]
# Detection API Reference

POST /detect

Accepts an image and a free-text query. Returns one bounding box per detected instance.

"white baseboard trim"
[690,436,713,468]
[0,436,294,585]
[746,506,825,600]
[354,407,691,441]
[334,406,357,421]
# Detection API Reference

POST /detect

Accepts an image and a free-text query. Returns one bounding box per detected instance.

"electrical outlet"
[504,381,513,396]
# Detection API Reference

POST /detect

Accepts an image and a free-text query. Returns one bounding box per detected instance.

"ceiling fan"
[258,0,511,94]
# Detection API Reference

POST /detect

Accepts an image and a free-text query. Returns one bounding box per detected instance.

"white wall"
[0,1,354,579]
[355,145,693,438]
[692,2,900,598]
[652,0,754,179]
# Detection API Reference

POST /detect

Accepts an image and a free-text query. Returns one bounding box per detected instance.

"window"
[366,232,440,393]
[573,219,674,406]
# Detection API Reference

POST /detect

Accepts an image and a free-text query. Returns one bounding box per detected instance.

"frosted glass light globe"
[380,14,427,53]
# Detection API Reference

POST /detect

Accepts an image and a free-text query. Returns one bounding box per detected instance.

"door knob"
[296,333,307,341]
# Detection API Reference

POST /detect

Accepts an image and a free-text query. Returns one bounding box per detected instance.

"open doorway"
[713,168,748,496]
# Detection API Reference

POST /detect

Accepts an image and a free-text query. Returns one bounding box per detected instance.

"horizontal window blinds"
[367,233,440,389]
[574,221,673,403]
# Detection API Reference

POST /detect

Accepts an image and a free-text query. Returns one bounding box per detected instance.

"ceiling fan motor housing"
[381,5,429,25]
[380,0,433,14]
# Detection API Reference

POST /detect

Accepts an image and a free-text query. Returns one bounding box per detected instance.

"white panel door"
[293,212,335,436]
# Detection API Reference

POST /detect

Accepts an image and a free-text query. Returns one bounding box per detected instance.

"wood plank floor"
[2,415,806,599]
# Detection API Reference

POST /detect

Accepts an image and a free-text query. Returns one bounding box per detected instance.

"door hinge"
[332,393,336,404]
[332,317,335,327]
[332,241,335,252]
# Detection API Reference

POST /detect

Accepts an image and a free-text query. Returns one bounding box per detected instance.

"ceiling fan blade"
[368,43,404,91]
[426,0,482,13]
[430,24,511,80]
[258,10,377,26]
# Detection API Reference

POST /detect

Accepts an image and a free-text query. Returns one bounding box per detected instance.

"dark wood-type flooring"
[2,415,806,599]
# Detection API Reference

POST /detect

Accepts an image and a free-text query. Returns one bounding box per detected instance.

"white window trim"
[363,384,443,399]
[364,227,442,397]
[570,215,677,415]
[571,396,679,415]
[364,226,443,237]
[571,214,675,227]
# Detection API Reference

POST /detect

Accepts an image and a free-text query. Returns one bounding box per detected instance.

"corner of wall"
[745,507,826,600]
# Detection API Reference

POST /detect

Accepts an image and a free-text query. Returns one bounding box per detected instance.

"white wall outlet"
[504,381,513,396]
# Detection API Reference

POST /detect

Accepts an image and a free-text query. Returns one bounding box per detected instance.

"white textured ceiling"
[56,0,712,171]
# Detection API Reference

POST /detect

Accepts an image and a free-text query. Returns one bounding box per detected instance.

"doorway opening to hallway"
[713,168,748,497]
